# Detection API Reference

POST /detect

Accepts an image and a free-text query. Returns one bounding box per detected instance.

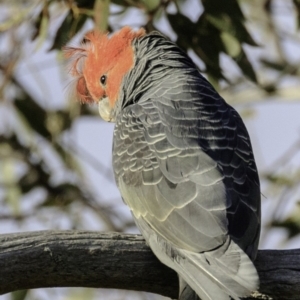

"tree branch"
[0,231,299,299]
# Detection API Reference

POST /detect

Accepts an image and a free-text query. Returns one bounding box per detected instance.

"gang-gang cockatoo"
[64,27,261,300]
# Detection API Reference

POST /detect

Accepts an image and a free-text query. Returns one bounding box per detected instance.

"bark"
[0,230,299,299]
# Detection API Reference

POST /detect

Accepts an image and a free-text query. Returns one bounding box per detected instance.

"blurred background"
[1,0,300,299]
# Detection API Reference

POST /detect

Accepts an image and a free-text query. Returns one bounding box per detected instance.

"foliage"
[1,0,300,299]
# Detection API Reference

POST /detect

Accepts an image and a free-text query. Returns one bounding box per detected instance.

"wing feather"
[113,38,260,299]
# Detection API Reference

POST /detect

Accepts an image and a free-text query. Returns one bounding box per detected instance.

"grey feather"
[111,31,260,299]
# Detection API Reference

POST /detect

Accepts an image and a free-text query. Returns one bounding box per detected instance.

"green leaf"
[35,9,49,50]
[194,14,226,80]
[45,111,72,137]
[41,183,83,207]
[261,83,277,94]
[141,0,160,11]
[31,8,44,40]
[202,0,245,19]
[265,174,295,187]
[220,31,241,58]
[167,12,196,38]
[18,168,41,194]
[206,14,257,46]
[11,290,28,300]
[50,11,88,50]
[272,202,300,238]
[14,95,74,140]
[168,13,226,81]
[110,0,130,6]
[260,58,287,71]
[233,49,257,83]
[293,0,300,28]
[1,144,21,215]
[77,0,96,9]
[166,9,257,84]
[32,2,50,49]
[202,0,257,46]
[14,95,51,139]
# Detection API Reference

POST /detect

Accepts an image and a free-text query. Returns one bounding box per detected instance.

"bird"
[64,26,261,300]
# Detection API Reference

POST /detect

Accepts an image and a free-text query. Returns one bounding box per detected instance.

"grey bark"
[0,230,299,299]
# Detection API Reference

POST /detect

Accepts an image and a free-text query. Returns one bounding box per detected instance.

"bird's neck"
[118,32,198,110]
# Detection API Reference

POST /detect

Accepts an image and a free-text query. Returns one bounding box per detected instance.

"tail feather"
[177,260,232,300]
[203,239,258,293]
[137,217,259,300]
[176,239,258,300]
[179,280,199,300]
[203,239,259,295]
[148,234,258,300]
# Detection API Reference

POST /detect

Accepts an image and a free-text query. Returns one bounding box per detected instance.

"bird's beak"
[98,97,114,122]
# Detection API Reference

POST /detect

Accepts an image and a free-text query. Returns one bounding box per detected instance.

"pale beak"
[98,97,114,122]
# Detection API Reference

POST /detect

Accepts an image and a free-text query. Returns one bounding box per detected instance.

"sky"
[1,0,300,299]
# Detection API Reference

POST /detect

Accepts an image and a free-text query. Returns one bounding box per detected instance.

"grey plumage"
[112,32,261,300]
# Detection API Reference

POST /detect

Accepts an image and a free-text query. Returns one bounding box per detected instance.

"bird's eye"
[100,75,107,85]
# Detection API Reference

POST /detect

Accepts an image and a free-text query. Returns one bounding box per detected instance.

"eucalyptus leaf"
[293,0,300,29]
[50,11,88,50]
[272,202,300,238]
[220,31,241,58]
[233,49,257,83]
[11,289,28,300]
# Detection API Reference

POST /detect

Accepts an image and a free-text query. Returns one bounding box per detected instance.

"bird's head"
[64,26,146,121]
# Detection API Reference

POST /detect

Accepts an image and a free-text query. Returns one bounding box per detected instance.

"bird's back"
[112,32,260,300]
